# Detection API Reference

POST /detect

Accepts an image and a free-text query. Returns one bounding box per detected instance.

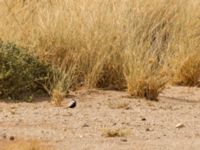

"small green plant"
[0,41,51,99]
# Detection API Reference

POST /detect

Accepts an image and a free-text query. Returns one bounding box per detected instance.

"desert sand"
[0,86,200,150]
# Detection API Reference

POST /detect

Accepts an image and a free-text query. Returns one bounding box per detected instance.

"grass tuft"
[127,76,167,101]
[173,53,200,86]
[102,128,130,138]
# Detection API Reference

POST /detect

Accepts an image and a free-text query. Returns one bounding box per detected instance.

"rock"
[121,138,127,142]
[141,117,146,121]
[112,123,117,126]
[67,99,76,108]
[146,128,151,132]
[176,123,185,129]
[82,123,89,128]
[9,136,15,141]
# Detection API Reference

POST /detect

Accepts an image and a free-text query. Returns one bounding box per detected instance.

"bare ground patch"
[0,86,200,150]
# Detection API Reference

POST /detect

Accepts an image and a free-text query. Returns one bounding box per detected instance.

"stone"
[141,117,146,121]
[82,123,89,128]
[9,136,15,141]
[146,128,151,132]
[176,123,185,129]
[121,138,127,142]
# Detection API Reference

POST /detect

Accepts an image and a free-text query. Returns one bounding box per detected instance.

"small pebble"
[82,123,89,128]
[112,123,117,126]
[146,128,150,131]
[176,123,185,129]
[141,118,146,121]
[121,138,127,142]
[9,136,15,141]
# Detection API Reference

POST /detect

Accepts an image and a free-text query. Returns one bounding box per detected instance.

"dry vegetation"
[0,0,200,101]
[102,128,130,138]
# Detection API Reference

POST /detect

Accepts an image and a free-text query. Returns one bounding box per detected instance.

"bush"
[174,53,200,86]
[127,76,166,101]
[0,41,51,99]
[0,0,199,101]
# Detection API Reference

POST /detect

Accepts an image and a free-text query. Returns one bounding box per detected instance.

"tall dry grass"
[0,0,199,100]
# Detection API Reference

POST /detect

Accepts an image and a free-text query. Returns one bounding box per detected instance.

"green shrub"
[0,41,51,99]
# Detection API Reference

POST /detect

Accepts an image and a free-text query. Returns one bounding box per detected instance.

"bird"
[67,99,76,108]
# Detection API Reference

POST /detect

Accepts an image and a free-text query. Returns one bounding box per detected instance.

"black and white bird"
[67,99,77,108]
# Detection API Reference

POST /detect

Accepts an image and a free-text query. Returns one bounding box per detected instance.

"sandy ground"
[0,86,200,150]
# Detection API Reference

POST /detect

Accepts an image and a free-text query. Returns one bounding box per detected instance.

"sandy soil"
[0,86,200,150]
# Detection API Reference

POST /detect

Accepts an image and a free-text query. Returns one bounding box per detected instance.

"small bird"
[67,99,76,108]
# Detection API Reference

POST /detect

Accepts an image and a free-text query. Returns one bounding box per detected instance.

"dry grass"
[127,76,167,100]
[173,53,200,86]
[1,140,51,150]
[102,128,130,138]
[0,0,199,100]
[51,88,64,106]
